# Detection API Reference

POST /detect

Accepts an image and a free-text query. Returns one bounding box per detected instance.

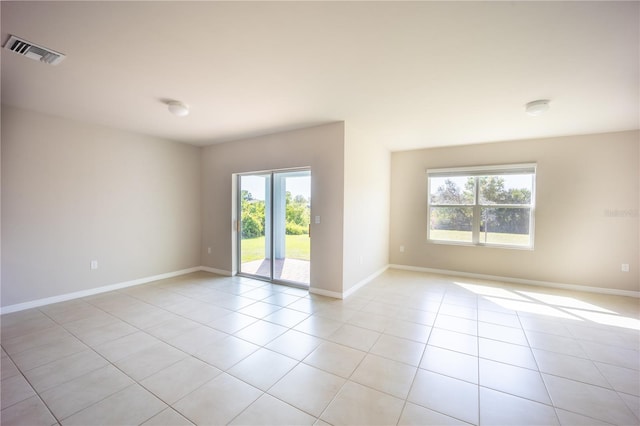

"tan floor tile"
[478,321,528,345]
[408,369,479,425]
[421,345,478,384]
[320,381,404,425]
[1,326,72,355]
[479,387,559,425]
[239,301,282,319]
[269,363,345,417]
[1,356,21,381]
[233,320,287,346]
[40,303,104,325]
[11,335,88,372]
[62,312,119,335]
[265,330,321,361]
[595,361,640,396]
[360,300,401,318]
[40,364,133,420]
[84,292,144,312]
[208,312,257,334]
[180,304,233,324]
[554,409,613,426]
[0,395,57,426]
[70,320,138,347]
[314,305,358,323]
[62,384,166,425]
[263,307,309,328]
[533,349,609,388]
[326,324,380,351]
[524,329,587,357]
[618,392,640,420]
[303,342,366,378]
[350,354,417,398]
[115,342,188,381]
[229,393,316,425]
[3,313,58,342]
[140,357,221,404]
[93,331,159,362]
[543,373,638,425]
[579,341,640,371]
[193,335,259,370]
[428,328,478,356]
[398,402,472,425]
[206,294,257,311]
[396,308,437,326]
[1,310,50,331]
[144,316,201,341]
[438,303,477,320]
[294,316,344,338]
[384,319,432,343]
[477,310,520,328]
[141,408,194,425]
[112,306,181,330]
[23,349,108,393]
[434,314,478,336]
[517,316,572,337]
[165,325,228,354]
[1,374,37,408]
[173,373,262,425]
[4,272,640,426]
[346,311,391,332]
[479,359,550,404]
[262,292,305,307]
[228,348,297,390]
[479,338,537,369]
[370,334,426,367]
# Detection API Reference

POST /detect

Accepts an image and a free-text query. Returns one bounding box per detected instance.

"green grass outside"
[241,235,311,263]
[430,229,530,246]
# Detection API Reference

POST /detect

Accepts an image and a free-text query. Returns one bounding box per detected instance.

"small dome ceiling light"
[167,100,189,117]
[525,99,550,116]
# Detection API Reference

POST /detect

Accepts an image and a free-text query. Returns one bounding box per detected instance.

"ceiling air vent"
[3,35,65,65]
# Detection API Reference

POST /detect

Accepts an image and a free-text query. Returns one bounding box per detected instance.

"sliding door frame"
[236,167,311,288]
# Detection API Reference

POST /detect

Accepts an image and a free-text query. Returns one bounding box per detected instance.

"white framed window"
[427,163,536,249]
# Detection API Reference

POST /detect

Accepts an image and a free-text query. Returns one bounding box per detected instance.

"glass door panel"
[238,174,271,280]
[273,170,310,286]
[237,169,311,287]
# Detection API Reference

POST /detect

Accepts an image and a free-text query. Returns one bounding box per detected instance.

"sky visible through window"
[242,175,311,201]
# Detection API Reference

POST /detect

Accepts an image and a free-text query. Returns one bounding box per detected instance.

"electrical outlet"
[207,247,211,254]
[400,246,405,253]
[90,260,98,270]
[621,264,629,272]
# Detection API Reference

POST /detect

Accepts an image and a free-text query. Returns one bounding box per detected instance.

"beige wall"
[201,123,345,294]
[390,131,640,293]
[343,124,390,293]
[1,106,202,307]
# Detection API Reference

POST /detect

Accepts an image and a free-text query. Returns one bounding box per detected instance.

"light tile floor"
[1,270,639,425]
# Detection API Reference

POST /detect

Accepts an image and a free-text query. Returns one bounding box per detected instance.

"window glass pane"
[479,174,533,205]
[480,207,531,246]
[429,206,473,242]
[429,176,474,205]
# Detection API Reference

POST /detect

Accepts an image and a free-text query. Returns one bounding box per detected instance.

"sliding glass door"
[238,169,310,287]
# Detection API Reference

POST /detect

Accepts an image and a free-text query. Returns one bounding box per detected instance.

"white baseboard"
[389,264,640,298]
[343,265,389,299]
[309,265,390,300]
[1,266,222,315]
[200,266,233,276]
[308,287,343,299]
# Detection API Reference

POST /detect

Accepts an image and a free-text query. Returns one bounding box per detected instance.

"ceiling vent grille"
[3,35,65,65]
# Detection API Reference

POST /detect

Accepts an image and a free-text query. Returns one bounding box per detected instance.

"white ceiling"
[1,1,638,151]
